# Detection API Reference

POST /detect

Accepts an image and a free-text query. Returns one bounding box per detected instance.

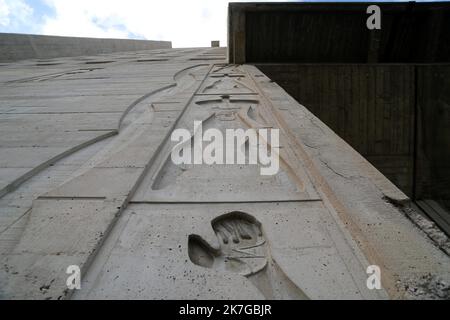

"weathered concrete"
[74,202,383,300]
[0,46,448,300]
[228,2,450,64]
[228,1,450,237]
[0,33,172,62]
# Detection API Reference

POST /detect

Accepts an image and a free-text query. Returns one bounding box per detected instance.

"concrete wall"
[416,65,450,212]
[229,1,450,235]
[229,2,450,64]
[256,64,415,196]
[0,33,172,62]
[257,63,450,216]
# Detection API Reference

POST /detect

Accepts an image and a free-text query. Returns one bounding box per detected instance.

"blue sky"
[0,0,448,47]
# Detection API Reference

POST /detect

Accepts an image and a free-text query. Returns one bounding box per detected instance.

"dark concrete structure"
[228,2,450,64]
[0,33,172,62]
[228,2,450,235]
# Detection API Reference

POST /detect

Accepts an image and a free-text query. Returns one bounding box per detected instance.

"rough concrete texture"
[0,47,448,299]
[0,33,172,63]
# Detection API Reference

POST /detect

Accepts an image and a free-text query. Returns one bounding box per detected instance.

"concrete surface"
[228,1,450,237]
[0,46,448,300]
[0,33,172,62]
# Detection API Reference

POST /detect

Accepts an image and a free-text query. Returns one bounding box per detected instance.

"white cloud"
[40,0,288,48]
[0,0,33,28]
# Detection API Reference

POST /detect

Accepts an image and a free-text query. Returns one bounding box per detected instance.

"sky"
[0,0,448,48]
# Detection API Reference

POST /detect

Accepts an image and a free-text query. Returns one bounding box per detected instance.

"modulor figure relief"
[188,211,309,299]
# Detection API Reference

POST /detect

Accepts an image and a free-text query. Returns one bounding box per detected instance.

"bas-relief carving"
[199,72,256,95]
[188,211,309,299]
[136,93,313,202]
